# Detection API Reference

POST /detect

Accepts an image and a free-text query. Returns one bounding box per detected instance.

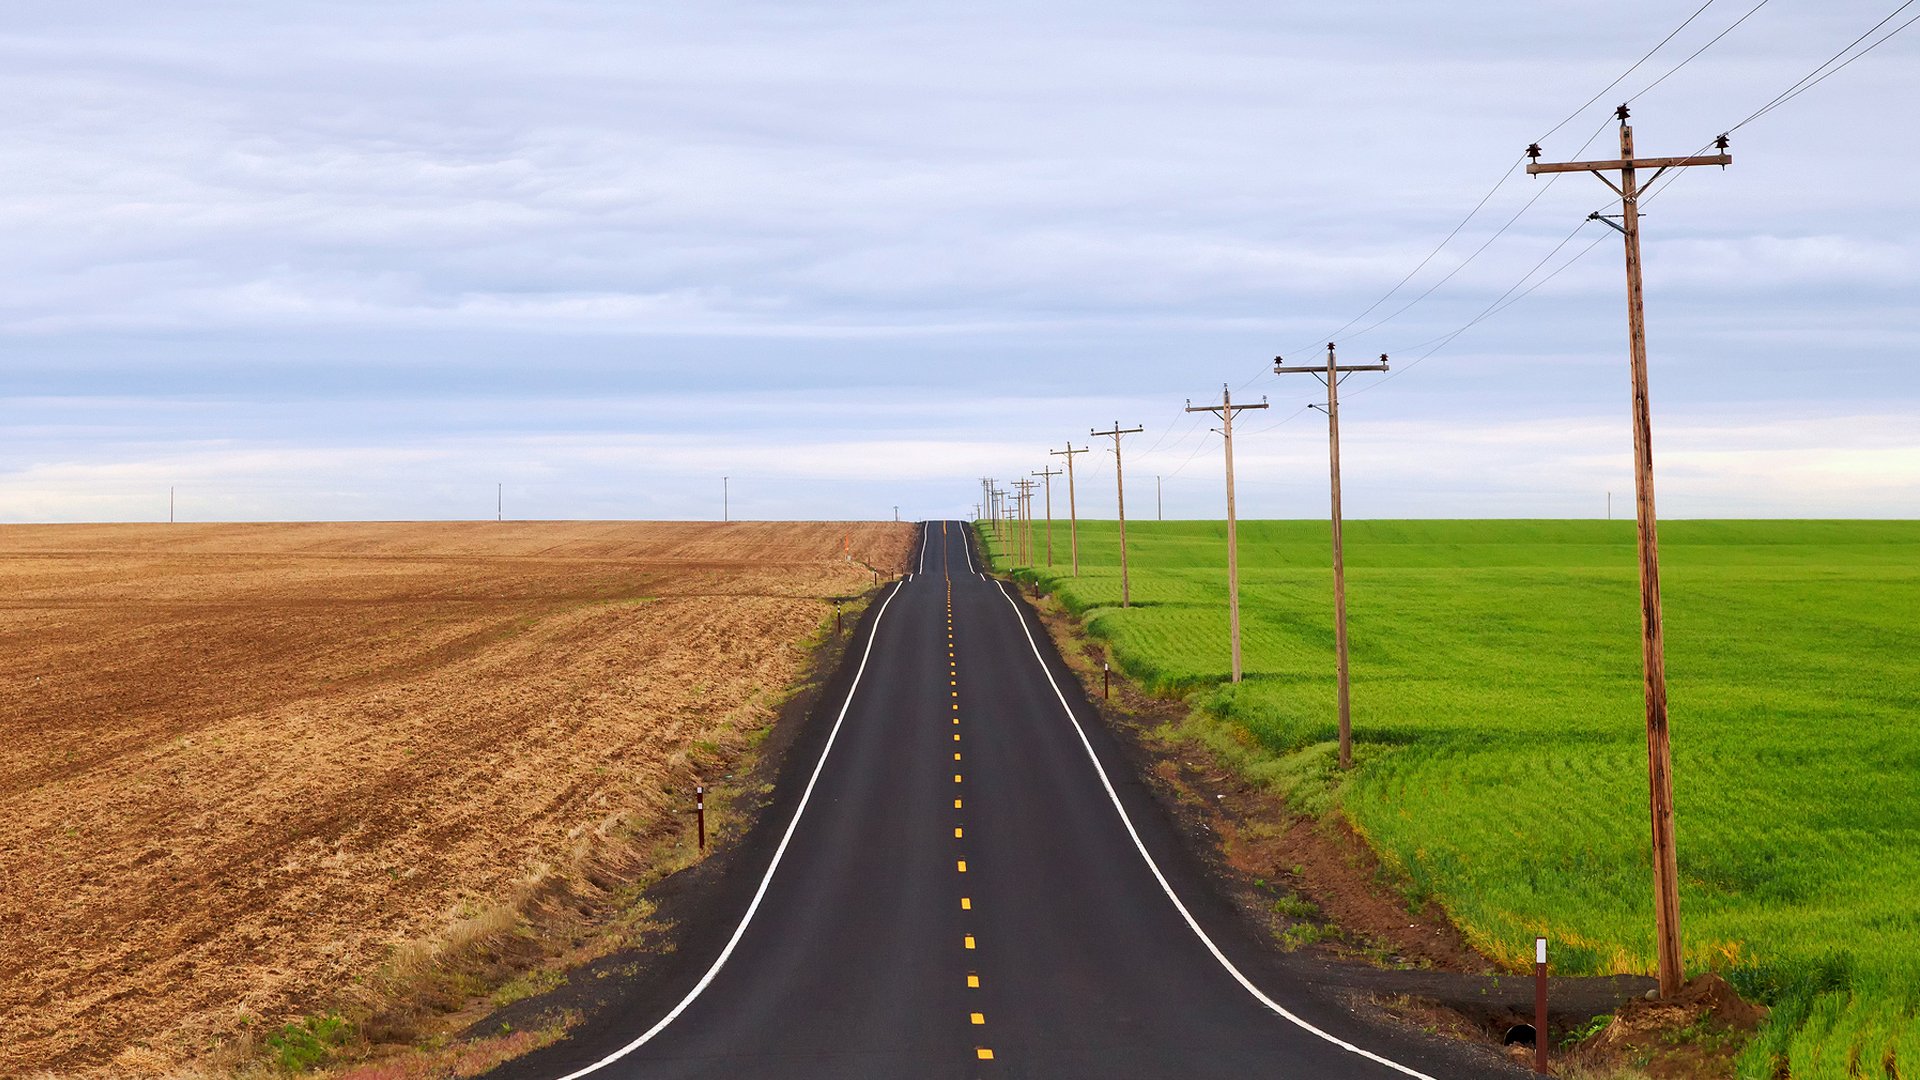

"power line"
[1730,0,1919,131]
[1267,0,1742,370]
[1535,0,1720,142]
[1625,0,1773,105]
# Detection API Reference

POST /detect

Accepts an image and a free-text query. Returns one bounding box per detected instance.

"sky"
[2,0,1916,522]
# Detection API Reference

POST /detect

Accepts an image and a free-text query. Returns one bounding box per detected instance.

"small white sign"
[1535,937,1548,965]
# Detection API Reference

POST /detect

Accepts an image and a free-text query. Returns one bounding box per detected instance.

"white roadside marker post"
[1534,936,1549,1073]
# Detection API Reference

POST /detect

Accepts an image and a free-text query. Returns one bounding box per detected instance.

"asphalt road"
[486,522,1500,1079]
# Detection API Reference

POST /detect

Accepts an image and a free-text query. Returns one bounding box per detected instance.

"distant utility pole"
[1032,466,1061,567]
[1185,384,1268,683]
[1050,444,1089,577]
[1156,475,1163,521]
[1014,479,1038,566]
[894,505,900,522]
[1091,422,1144,608]
[497,483,502,522]
[979,478,992,528]
[723,476,730,522]
[1607,491,1613,520]
[1528,105,1730,1001]
[1275,344,1388,771]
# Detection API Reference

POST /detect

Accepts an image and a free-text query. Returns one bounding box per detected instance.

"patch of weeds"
[1278,923,1331,951]
[1271,894,1320,920]
[1562,1013,1614,1049]
[491,967,567,1007]
[264,1013,352,1073]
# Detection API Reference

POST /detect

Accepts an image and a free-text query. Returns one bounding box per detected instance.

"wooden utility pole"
[1051,445,1088,577]
[1033,466,1061,567]
[1528,105,1729,1000]
[1185,384,1268,683]
[1274,344,1388,770]
[1013,479,1037,566]
[1091,422,1144,607]
[1156,475,1163,521]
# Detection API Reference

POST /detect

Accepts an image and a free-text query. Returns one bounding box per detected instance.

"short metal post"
[1534,936,1549,1073]
[696,785,706,852]
[1103,662,1110,700]
[835,602,842,637]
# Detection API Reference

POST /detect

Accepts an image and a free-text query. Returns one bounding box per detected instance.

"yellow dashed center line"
[977,1048,995,1060]
[961,897,971,910]
[956,860,967,872]
[967,972,980,987]
[954,827,964,838]
[971,1012,986,1025]
[964,935,976,950]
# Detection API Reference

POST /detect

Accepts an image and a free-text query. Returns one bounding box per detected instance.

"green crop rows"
[980,518,1920,1078]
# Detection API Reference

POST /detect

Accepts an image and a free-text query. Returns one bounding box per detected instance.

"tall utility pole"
[1014,479,1037,566]
[894,505,899,522]
[497,483,502,522]
[723,476,730,522]
[980,478,992,529]
[1033,466,1061,567]
[1090,422,1144,607]
[1185,385,1268,683]
[1275,344,1388,771]
[1528,106,1730,1001]
[1050,445,1088,577]
[1156,475,1163,521]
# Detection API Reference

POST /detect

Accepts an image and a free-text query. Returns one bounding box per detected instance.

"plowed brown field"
[0,521,914,1078]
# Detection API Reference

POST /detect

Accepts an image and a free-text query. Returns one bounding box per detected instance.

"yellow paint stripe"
[961,897,971,910]
[967,973,980,987]
[954,827,964,838]
[954,752,962,761]
[964,935,976,949]
[957,860,967,872]
[971,1012,986,1025]
[977,1048,994,1060]
[954,773,962,783]
[954,798,963,809]
[954,733,961,742]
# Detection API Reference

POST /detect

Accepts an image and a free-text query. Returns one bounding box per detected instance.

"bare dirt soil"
[0,521,912,1079]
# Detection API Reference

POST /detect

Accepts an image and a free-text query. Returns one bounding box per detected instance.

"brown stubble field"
[0,521,913,1078]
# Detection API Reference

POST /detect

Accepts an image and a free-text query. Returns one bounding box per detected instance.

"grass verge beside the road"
[980,518,1920,1079]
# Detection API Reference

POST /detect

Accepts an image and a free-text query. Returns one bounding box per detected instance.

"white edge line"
[917,522,928,575]
[959,519,981,579]
[550,580,908,1080]
[990,581,1440,1080]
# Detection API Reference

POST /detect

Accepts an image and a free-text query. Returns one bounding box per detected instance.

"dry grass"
[0,521,912,1078]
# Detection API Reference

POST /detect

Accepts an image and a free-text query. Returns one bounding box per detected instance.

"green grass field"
[980,518,1920,1078]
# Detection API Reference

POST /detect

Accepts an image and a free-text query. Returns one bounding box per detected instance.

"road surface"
[486,522,1500,1079]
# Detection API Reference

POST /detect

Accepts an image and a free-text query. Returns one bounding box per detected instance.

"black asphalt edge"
[475,527,923,1079]
[982,574,1536,1079]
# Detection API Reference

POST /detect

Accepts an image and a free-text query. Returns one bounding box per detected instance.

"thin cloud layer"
[0,0,1914,519]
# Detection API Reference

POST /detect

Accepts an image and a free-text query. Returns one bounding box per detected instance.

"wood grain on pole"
[1620,120,1686,1000]
[1528,110,1723,999]
[1325,346,1354,770]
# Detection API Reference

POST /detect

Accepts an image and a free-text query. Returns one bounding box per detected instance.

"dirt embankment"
[0,521,913,1078]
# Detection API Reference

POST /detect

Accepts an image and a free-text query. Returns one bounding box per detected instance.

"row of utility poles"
[973,108,1722,1004]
